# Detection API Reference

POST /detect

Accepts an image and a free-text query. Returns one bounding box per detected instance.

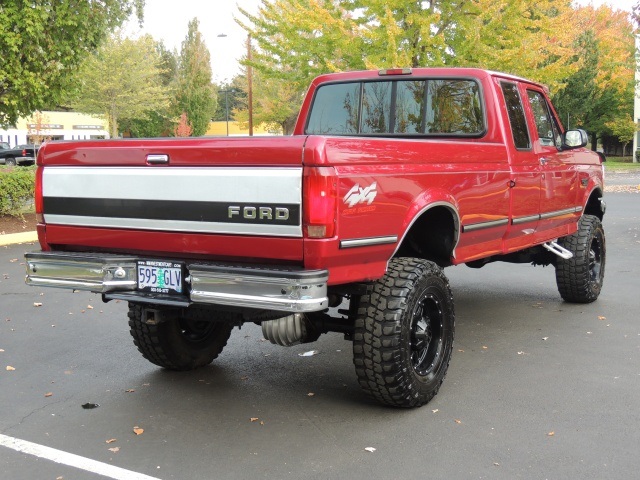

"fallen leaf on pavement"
[298,350,320,357]
[454,419,462,424]
[307,392,315,397]
[598,316,606,320]
[108,447,120,453]
[432,409,439,413]
[6,366,15,371]
[33,302,42,307]
[106,439,117,444]
[0,349,4,352]
[482,346,488,350]
[44,392,53,397]
[547,431,555,437]
[364,447,376,453]
[81,403,99,409]
[87,305,94,309]
[250,417,259,422]
[125,389,135,393]
[133,426,144,435]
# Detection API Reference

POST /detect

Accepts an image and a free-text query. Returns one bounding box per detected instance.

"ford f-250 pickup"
[25,68,606,408]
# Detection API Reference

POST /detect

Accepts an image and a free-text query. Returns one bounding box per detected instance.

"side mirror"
[562,129,588,149]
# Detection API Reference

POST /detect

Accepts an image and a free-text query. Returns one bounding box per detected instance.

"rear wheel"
[555,215,605,303]
[353,258,455,408]
[128,304,236,370]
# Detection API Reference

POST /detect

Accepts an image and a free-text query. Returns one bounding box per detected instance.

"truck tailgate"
[37,137,307,262]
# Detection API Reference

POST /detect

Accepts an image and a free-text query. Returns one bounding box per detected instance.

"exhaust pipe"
[261,314,319,346]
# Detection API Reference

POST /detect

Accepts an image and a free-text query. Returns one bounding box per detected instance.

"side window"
[305,83,361,135]
[426,80,483,134]
[527,90,561,148]
[500,82,530,150]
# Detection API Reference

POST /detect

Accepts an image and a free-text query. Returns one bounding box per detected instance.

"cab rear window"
[305,78,484,136]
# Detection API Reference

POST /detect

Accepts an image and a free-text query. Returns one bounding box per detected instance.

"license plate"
[137,260,183,294]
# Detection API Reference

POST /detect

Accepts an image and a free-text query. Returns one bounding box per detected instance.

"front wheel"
[353,258,455,408]
[5,157,16,166]
[555,215,606,303]
[128,304,236,370]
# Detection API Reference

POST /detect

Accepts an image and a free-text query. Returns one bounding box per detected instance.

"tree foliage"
[175,19,217,136]
[0,0,144,128]
[237,1,633,140]
[606,116,637,156]
[174,112,193,137]
[68,33,170,138]
[551,5,635,148]
[119,41,178,137]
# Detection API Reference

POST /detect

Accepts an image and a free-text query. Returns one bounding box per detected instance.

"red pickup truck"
[25,68,606,407]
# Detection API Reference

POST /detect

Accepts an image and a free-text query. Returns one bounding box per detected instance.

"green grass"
[604,158,640,170]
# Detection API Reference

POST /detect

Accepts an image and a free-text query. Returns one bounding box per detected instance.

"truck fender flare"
[390,195,462,260]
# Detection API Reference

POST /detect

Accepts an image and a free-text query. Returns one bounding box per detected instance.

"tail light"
[22,149,27,156]
[35,166,44,223]
[303,166,337,239]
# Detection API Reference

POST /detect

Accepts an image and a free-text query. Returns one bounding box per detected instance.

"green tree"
[175,19,217,136]
[68,33,170,138]
[120,42,178,137]
[606,116,637,157]
[552,5,635,150]
[0,0,144,128]
[237,0,578,133]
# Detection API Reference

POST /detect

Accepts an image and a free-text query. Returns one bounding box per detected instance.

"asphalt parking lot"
[1,192,639,480]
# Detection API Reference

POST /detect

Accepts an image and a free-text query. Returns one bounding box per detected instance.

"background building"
[0,111,109,147]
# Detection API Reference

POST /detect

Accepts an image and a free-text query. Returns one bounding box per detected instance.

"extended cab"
[25,68,605,407]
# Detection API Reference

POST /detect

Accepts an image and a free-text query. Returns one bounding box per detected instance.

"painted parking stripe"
[0,434,161,480]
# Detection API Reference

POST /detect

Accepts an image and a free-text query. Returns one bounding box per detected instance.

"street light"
[217,33,254,137]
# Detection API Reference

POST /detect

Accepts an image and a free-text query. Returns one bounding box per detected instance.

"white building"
[0,111,109,147]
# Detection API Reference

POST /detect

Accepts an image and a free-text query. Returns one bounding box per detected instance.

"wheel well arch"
[583,187,605,220]
[392,203,459,267]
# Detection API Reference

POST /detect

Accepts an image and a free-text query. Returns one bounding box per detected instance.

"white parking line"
[0,434,162,480]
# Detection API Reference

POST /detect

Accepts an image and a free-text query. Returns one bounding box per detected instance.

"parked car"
[0,143,39,166]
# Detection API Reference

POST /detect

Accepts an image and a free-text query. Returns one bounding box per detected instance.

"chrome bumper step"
[25,252,329,313]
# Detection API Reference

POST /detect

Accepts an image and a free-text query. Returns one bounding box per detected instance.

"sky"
[125,0,263,83]
[126,0,636,85]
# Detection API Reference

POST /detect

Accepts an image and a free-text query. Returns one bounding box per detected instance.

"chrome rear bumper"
[25,252,329,313]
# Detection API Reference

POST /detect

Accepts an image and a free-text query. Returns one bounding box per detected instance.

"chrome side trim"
[340,235,398,249]
[539,207,579,220]
[512,214,540,225]
[461,218,509,233]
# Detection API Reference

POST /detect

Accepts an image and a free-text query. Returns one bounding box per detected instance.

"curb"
[0,231,38,247]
